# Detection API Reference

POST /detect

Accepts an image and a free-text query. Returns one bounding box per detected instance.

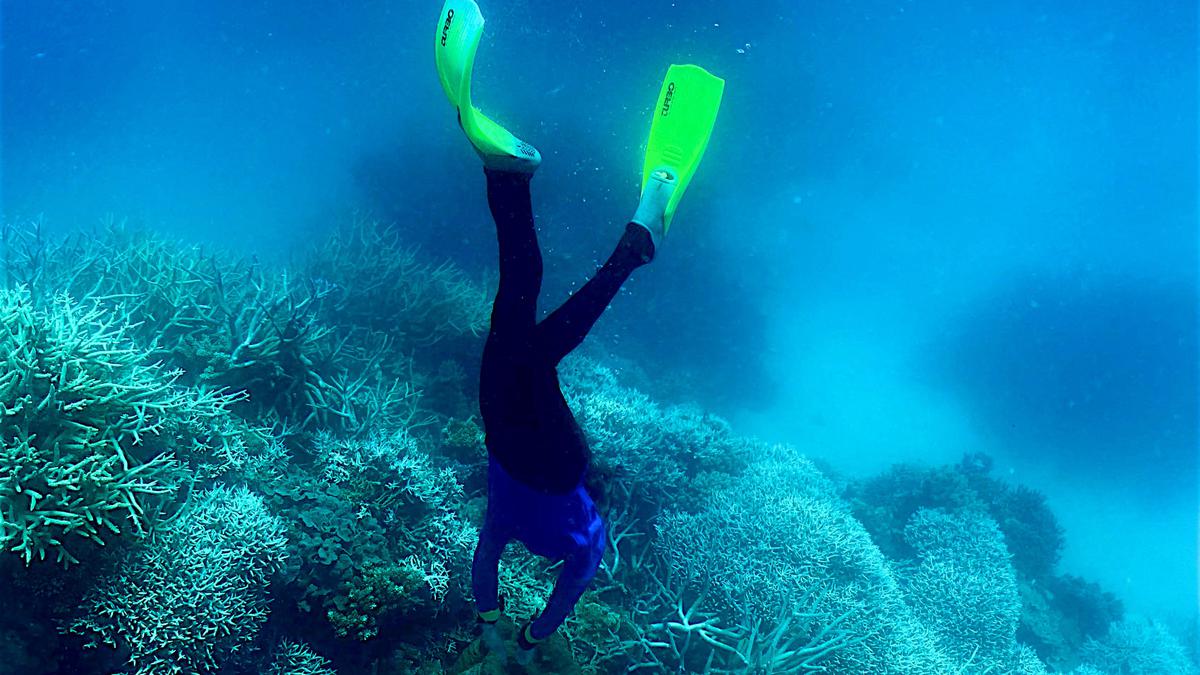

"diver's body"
[471,168,656,659]
[434,0,722,665]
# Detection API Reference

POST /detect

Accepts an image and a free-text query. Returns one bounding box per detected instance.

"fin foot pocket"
[435,0,540,173]
[631,167,678,249]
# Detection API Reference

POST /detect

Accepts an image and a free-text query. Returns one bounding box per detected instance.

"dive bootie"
[631,167,678,249]
[435,0,541,173]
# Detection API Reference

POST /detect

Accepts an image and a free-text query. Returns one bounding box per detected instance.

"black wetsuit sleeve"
[484,169,542,339]
[534,223,654,365]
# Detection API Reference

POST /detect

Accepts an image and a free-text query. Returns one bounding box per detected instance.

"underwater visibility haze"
[1,1,1197,673]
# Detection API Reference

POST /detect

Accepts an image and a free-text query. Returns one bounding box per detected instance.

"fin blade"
[642,64,725,229]
[434,0,485,109]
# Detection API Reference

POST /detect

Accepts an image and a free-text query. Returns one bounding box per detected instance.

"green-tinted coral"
[264,430,476,643]
[261,470,391,624]
[328,560,429,640]
[560,594,635,670]
[312,431,476,581]
[440,416,486,464]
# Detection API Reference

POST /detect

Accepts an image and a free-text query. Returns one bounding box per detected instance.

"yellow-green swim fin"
[641,64,724,230]
[434,0,540,170]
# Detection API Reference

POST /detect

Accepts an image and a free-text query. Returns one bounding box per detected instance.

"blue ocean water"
[2,1,1196,673]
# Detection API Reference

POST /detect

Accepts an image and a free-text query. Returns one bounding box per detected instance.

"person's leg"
[484,169,542,340]
[533,223,654,365]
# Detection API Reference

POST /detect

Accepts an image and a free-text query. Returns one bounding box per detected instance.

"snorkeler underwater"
[0,1,1196,674]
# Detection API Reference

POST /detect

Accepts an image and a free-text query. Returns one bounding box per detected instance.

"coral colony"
[0,220,1194,674]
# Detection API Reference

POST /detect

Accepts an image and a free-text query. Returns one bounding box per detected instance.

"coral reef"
[0,219,1194,675]
[269,430,477,642]
[302,220,490,350]
[1080,617,1200,675]
[4,221,433,440]
[265,639,336,675]
[847,452,1066,580]
[846,451,1103,670]
[644,446,952,673]
[69,486,287,674]
[0,287,238,565]
[902,508,1026,671]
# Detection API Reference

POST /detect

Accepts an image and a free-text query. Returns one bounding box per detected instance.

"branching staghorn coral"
[5,218,260,355]
[266,639,336,675]
[624,569,878,674]
[902,508,1028,671]
[264,427,477,641]
[70,485,288,675]
[312,429,476,584]
[645,446,955,674]
[560,356,758,516]
[1,219,56,295]
[3,220,417,438]
[304,220,490,349]
[1011,643,1051,674]
[1080,616,1200,675]
[0,288,240,565]
[9,217,1153,675]
[56,226,349,434]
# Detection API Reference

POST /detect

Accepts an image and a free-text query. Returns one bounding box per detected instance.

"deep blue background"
[3,0,1196,618]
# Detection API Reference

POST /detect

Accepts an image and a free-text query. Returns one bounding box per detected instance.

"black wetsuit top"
[478,169,653,494]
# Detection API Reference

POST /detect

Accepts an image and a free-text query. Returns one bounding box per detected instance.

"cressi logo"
[441,9,455,46]
[660,82,676,116]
